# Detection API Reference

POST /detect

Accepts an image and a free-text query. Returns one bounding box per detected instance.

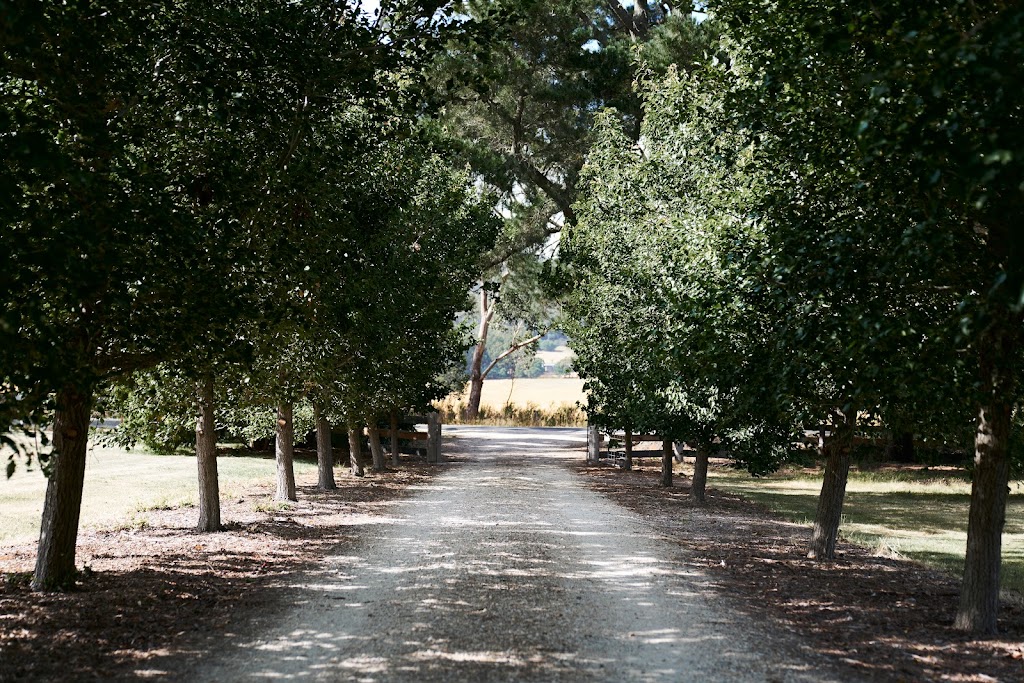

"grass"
[437,401,586,427]
[252,500,295,513]
[707,464,1024,596]
[1,432,319,545]
[472,377,586,409]
[437,377,587,426]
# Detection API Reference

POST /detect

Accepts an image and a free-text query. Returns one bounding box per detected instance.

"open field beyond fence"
[437,377,587,426]
[473,377,585,409]
[701,463,1024,596]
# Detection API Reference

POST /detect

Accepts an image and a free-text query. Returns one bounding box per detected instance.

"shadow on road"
[192,428,832,683]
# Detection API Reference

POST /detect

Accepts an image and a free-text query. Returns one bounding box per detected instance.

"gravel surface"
[192,427,849,682]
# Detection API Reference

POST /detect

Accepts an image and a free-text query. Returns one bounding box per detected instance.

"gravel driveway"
[194,426,847,682]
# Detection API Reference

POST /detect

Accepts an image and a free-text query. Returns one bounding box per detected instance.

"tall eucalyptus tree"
[432,0,700,418]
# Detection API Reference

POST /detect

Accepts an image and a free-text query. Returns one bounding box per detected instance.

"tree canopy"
[562,0,1024,634]
[1,0,498,587]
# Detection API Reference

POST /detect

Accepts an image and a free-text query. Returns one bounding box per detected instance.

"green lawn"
[709,465,1024,595]
[1,433,318,545]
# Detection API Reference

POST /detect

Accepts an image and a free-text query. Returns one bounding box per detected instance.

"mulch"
[575,461,1024,683]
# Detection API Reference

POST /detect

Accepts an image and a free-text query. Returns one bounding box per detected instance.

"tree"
[702,0,1023,633]
[319,138,499,446]
[462,277,546,414]
[2,0,452,583]
[1,1,251,588]
[837,1,1023,634]
[563,49,796,500]
[432,0,687,419]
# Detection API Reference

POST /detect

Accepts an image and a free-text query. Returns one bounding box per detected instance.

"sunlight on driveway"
[194,428,840,682]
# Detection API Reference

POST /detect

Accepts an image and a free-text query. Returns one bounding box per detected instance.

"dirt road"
[192,427,845,682]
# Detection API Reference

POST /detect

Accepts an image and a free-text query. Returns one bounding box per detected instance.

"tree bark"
[32,385,93,590]
[632,0,652,37]
[660,438,673,487]
[463,286,543,420]
[348,424,365,477]
[275,403,297,501]
[195,376,221,532]
[314,402,336,490]
[808,407,856,560]
[623,424,633,471]
[368,425,385,471]
[955,327,1015,634]
[464,288,493,420]
[389,411,400,467]
[691,443,710,503]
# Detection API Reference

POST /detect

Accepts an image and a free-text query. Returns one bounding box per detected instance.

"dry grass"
[468,377,585,410]
[436,401,586,427]
[436,378,587,426]
[436,376,585,423]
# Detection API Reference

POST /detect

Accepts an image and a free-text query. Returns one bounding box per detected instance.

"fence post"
[587,422,601,463]
[427,413,442,463]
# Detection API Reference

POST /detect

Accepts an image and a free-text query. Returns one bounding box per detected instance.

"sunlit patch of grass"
[252,500,294,514]
[0,438,319,545]
[135,494,196,513]
[110,515,152,533]
[710,465,1024,595]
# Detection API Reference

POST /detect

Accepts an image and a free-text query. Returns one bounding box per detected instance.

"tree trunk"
[275,403,297,501]
[314,402,336,490]
[955,327,1015,634]
[195,376,221,532]
[389,411,400,467]
[464,288,492,421]
[368,425,385,471]
[32,385,93,590]
[623,424,633,471]
[808,407,856,560]
[348,424,365,477]
[465,358,485,421]
[691,443,710,503]
[660,438,673,487]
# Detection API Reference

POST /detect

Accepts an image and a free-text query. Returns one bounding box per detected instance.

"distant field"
[0,437,317,545]
[473,377,585,409]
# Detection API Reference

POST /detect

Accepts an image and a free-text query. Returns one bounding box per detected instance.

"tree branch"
[481,332,545,380]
